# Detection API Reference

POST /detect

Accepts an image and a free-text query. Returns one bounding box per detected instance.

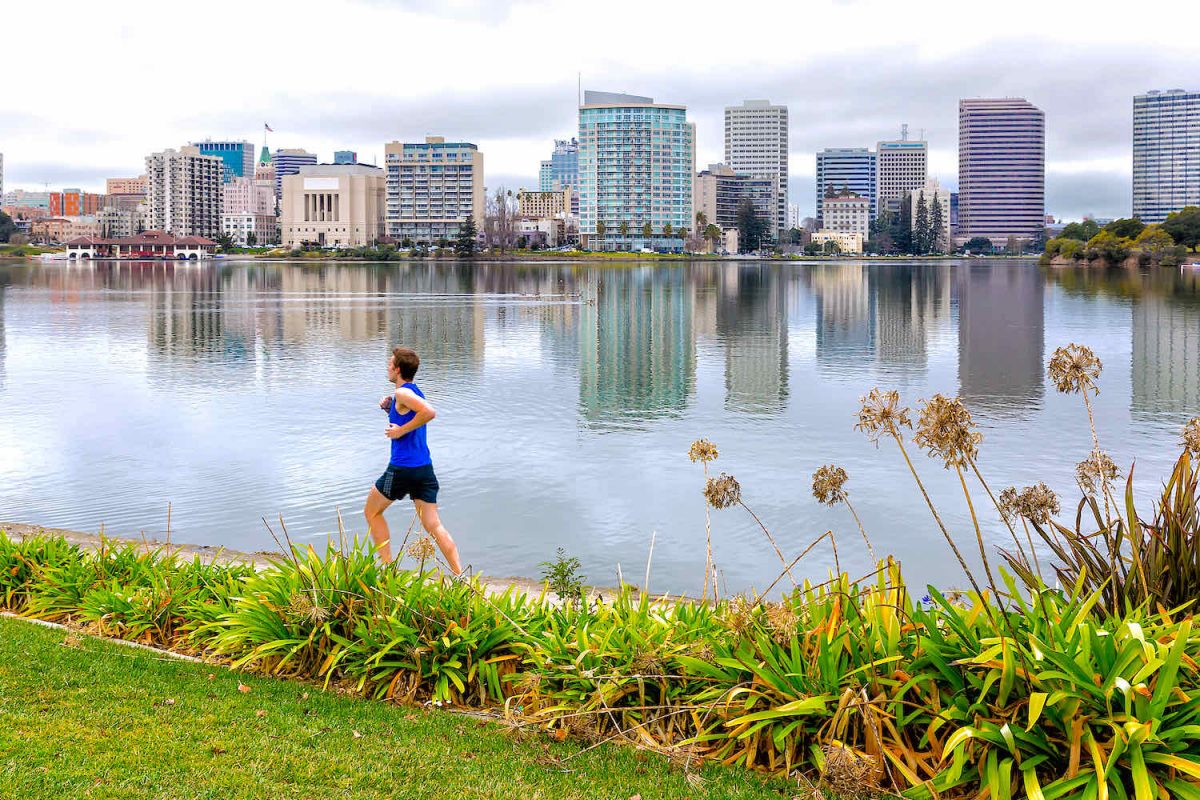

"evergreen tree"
[0,211,15,243]
[735,199,768,253]
[455,214,478,256]
[895,194,913,254]
[929,195,945,254]
[913,191,929,255]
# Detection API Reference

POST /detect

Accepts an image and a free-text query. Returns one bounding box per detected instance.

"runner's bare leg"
[364,487,394,562]
[415,500,463,574]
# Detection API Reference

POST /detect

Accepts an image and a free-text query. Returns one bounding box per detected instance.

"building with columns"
[280,163,385,248]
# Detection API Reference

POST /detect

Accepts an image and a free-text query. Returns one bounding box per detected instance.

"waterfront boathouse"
[63,231,217,260]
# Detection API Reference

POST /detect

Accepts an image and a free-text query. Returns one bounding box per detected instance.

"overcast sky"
[2,0,1194,220]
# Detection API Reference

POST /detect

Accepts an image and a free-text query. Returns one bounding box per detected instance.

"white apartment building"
[222,212,279,246]
[821,193,871,237]
[384,137,485,244]
[145,146,224,238]
[876,134,928,217]
[724,99,788,236]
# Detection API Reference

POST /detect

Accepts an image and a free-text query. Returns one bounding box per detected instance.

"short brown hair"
[391,347,420,380]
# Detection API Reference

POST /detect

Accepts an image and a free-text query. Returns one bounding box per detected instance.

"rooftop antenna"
[577,71,581,107]
[901,123,909,141]
[919,127,926,142]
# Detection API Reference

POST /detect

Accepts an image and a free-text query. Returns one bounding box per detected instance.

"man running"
[364,346,464,574]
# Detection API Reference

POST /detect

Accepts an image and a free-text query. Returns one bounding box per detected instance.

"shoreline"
[0,520,554,598]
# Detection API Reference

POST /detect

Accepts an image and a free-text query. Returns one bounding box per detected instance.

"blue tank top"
[387,382,433,467]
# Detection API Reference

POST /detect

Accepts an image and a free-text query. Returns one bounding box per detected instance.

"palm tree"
[677,226,689,253]
[596,220,606,251]
[619,220,629,250]
[695,210,707,233]
[705,223,722,253]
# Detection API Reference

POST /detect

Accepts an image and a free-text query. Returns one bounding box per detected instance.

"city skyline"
[0,0,1194,221]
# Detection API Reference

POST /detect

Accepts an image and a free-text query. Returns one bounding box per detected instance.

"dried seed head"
[704,473,741,510]
[1048,343,1103,395]
[914,394,982,468]
[285,592,331,626]
[1076,449,1120,496]
[855,388,912,444]
[1182,418,1200,458]
[998,486,1020,525]
[763,601,799,646]
[406,536,436,561]
[688,438,719,464]
[1000,482,1061,526]
[812,465,849,506]
[722,596,756,637]
[819,744,883,798]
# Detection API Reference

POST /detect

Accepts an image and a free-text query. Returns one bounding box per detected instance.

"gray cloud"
[5,162,126,188]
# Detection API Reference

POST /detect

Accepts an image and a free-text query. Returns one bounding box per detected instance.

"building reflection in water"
[809,263,876,374]
[579,267,696,428]
[1131,292,1200,417]
[870,264,952,377]
[956,263,1045,416]
[716,264,788,413]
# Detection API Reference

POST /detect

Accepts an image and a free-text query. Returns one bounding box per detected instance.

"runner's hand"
[386,424,404,439]
[380,395,392,410]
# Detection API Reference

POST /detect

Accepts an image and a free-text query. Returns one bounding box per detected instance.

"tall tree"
[641,221,653,249]
[1105,218,1145,239]
[895,194,913,254]
[618,220,629,249]
[487,187,517,253]
[455,214,478,256]
[735,199,767,253]
[1162,206,1200,250]
[705,224,722,253]
[0,210,17,243]
[929,194,945,254]
[913,191,929,255]
[595,220,606,250]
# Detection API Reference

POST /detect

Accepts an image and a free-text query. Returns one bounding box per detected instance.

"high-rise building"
[272,148,318,200]
[384,136,485,244]
[816,148,876,224]
[538,138,579,215]
[787,203,802,230]
[334,150,358,165]
[193,140,255,183]
[876,132,927,217]
[694,164,777,234]
[50,189,105,217]
[280,163,386,248]
[957,98,1045,245]
[145,146,224,238]
[577,90,695,251]
[1132,89,1200,223]
[724,99,788,235]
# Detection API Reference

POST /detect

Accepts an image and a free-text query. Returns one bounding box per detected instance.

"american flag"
[264,123,273,133]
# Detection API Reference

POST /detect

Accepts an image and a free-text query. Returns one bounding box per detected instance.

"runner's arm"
[385,388,437,439]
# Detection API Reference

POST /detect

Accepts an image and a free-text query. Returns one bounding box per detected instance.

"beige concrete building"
[384,136,485,245]
[145,146,224,238]
[280,164,385,248]
[106,176,148,196]
[32,216,101,242]
[518,187,571,220]
[812,229,863,254]
[821,193,871,238]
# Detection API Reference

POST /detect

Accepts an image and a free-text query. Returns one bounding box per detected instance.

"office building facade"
[820,193,871,238]
[50,189,105,217]
[194,140,255,183]
[694,164,777,234]
[577,90,695,251]
[145,146,224,238]
[384,136,485,244]
[876,136,927,216]
[539,137,579,215]
[816,148,876,224]
[724,99,788,235]
[272,148,318,200]
[957,98,1045,244]
[1133,89,1200,223]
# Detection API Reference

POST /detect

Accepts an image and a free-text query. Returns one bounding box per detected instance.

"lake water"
[0,258,1197,595]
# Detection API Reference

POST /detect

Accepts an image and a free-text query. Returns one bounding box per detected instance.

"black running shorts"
[375,463,439,503]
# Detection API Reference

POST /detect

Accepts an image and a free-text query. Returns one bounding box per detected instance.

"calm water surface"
[1,258,1197,594]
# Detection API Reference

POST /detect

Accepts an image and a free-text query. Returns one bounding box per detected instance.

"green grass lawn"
[0,616,797,800]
